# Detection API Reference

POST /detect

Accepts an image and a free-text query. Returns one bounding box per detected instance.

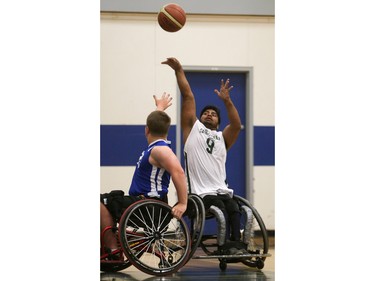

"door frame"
[176,66,254,204]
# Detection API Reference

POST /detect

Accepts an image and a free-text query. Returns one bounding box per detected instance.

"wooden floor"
[100,240,275,281]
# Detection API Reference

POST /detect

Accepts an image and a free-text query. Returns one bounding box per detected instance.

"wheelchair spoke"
[157,208,170,232]
[144,205,170,233]
[156,241,172,268]
[120,200,191,276]
[145,205,158,232]
[126,233,151,243]
[129,235,153,254]
[130,211,154,235]
[160,237,186,252]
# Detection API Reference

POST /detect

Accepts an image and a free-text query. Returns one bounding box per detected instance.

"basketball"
[158,3,186,32]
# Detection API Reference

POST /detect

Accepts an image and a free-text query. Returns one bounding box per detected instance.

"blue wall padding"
[254,126,275,166]
[100,125,274,166]
[100,125,176,166]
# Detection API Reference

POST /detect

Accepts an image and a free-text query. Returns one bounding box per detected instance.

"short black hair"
[199,105,221,125]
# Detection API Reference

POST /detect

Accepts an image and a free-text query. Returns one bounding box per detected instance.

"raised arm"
[162,57,197,143]
[215,79,242,150]
[154,92,173,111]
[150,146,187,219]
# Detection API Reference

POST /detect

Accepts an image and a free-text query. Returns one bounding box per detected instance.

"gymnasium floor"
[100,238,275,281]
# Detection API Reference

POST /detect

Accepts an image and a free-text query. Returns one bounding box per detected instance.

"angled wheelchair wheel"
[118,199,191,276]
[234,195,269,269]
[100,226,132,272]
[183,194,205,260]
[199,209,224,256]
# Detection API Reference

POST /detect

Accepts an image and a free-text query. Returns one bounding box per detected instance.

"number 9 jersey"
[184,120,231,197]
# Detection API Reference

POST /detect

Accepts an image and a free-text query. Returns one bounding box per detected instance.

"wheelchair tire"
[184,194,205,260]
[233,195,269,268]
[118,199,191,276]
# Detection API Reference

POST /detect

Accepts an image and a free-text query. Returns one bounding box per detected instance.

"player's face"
[200,109,219,130]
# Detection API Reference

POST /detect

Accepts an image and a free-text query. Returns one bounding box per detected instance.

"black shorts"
[100,190,168,222]
[202,194,240,215]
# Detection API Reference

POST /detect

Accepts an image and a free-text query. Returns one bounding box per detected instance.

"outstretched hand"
[154,92,173,111]
[161,57,182,71]
[214,79,234,101]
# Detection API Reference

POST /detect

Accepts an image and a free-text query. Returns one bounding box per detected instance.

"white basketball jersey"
[184,120,233,197]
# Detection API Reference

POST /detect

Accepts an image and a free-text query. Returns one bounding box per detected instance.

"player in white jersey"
[161,57,245,254]
[184,117,229,197]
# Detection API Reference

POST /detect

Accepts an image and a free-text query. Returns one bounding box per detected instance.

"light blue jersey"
[129,139,171,199]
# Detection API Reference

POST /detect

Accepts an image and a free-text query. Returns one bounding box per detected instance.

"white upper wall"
[101,13,275,126]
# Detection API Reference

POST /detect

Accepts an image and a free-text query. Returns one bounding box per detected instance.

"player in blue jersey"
[100,93,187,252]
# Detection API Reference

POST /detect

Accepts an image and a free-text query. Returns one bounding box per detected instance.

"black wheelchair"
[101,192,270,275]
[184,193,270,271]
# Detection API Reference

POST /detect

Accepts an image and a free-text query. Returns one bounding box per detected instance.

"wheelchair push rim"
[118,199,191,276]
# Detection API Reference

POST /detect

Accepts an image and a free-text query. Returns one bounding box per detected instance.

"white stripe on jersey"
[148,166,166,197]
[157,169,165,191]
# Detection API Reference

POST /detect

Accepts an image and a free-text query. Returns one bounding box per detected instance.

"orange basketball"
[158,3,186,32]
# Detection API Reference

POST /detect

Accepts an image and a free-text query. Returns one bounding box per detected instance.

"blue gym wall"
[100,125,274,166]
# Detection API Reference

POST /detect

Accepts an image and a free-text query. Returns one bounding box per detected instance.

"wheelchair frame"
[100,194,271,275]
[100,199,191,276]
[185,193,271,271]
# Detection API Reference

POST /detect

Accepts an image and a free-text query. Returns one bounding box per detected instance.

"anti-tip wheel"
[256,259,265,269]
[219,260,227,271]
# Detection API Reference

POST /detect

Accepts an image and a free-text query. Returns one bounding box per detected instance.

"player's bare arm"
[215,79,241,150]
[162,57,197,143]
[149,146,188,219]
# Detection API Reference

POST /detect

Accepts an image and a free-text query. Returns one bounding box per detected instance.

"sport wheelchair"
[100,198,191,276]
[100,193,270,275]
[184,193,271,271]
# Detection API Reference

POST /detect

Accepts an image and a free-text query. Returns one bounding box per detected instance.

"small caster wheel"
[219,260,227,271]
[256,259,264,269]
[168,255,173,263]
